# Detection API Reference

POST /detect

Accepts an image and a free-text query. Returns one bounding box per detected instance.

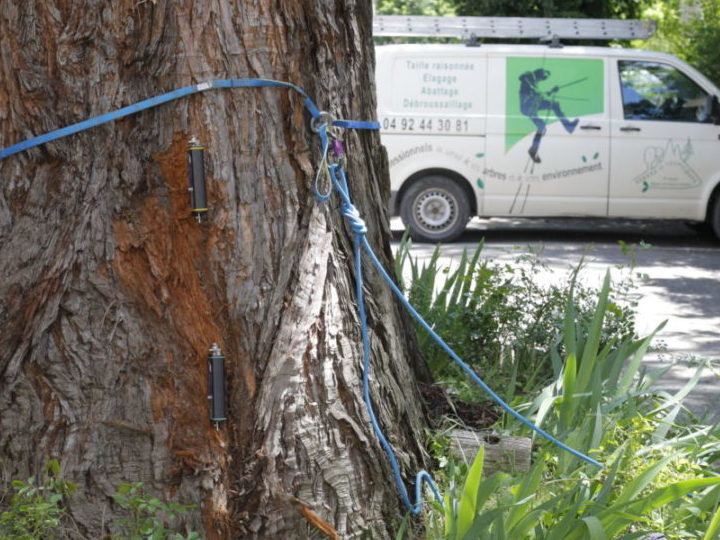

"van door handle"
[580,125,602,130]
[620,126,642,132]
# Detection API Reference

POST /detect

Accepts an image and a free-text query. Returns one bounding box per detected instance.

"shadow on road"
[392,217,720,249]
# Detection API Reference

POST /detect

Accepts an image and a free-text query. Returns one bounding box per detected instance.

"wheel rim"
[413,188,458,234]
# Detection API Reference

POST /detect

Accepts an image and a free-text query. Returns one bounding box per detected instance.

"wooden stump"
[448,429,532,475]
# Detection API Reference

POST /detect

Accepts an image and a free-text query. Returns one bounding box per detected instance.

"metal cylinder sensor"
[207,343,226,428]
[187,136,208,221]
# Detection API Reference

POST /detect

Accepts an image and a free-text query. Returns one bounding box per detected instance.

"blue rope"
[330,164,443,514]
[325,159,603,510]
[0,76,601,517]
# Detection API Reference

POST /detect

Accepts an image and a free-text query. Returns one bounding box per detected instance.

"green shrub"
[412,272,720,539]
[0,460,76,540]
[112,482,198,540]
[0,466,198,540]
[394,234,637,398]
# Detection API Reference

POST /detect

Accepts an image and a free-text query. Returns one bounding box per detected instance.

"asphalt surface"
[390,216,720,421]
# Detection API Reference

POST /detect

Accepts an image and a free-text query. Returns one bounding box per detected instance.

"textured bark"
[0,1,430,538]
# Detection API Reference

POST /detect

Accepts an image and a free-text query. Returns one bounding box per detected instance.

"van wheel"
[711,196,720,240]
[400,175,470,243]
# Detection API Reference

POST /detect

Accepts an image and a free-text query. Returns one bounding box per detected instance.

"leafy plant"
[394,241,720,538]
[0,459,77,540]
[376,0,455,16]
[429,276,720,538]
[0,466,199,540]
[394,234,637,399]
[112,482,198,540]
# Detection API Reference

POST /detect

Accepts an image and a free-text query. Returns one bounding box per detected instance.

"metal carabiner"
[310,111,335,133]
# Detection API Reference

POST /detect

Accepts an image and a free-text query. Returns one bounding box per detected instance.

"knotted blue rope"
[319,145,603,508]
[328,163,443,513]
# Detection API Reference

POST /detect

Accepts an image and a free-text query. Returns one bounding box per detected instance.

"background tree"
[374,0,720,86]
[0,1,431,538]
[451,0,646,19]
[376,0,456,16]
[641,0,720,87]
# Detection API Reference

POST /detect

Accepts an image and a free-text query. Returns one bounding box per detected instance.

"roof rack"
[372,15,656,41]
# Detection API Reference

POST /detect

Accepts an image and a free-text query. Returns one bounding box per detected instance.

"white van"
[376,42,720,241]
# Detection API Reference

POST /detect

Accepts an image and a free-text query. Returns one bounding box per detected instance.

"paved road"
[390,217,720,420]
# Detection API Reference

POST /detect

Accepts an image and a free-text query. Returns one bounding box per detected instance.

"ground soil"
[420,384,501,430]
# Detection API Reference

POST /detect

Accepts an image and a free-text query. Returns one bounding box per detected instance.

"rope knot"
[341,202,367,235]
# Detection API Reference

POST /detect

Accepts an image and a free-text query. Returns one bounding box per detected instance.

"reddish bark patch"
[112,133,233,535]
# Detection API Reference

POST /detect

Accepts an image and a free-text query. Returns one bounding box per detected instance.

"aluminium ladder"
[372,15,656,41]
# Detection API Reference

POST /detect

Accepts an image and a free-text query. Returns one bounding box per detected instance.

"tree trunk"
[0,1,431,538]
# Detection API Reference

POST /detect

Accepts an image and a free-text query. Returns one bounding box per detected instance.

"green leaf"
[559,353,577,428]
[45,460,61,477]
[505,459,543,531]
[703,502,720,540]
[595,446,627,507]
[582,516,608,540]
[652,361,705,441]
[457,445,485,539]
[116,482,134,496]
[474,472,510,514]
[463,506,508,539]
[575,272,610,396]
[444,491,456,538]
[605,477,720,537]
[394,512,410,540]
[614,454,676,506]
[617,323,664,398]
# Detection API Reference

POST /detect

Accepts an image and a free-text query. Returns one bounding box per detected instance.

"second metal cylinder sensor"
[207,343,227,429]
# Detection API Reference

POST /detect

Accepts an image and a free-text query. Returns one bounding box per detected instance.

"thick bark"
[0,1,430,538]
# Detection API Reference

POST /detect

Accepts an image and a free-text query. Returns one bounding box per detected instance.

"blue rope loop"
[329,165,368,236]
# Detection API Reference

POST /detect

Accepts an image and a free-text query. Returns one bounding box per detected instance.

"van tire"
[711,195,720,240]
[400,175,470,243]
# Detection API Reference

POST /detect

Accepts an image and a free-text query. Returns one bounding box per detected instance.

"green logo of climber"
[506,58,604,162]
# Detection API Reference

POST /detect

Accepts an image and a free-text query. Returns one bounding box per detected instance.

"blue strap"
[0,78,336,161]
[332,120,381,130]
[0,83,211,160]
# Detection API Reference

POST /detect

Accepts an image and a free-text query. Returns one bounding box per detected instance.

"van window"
[618,60,709,123]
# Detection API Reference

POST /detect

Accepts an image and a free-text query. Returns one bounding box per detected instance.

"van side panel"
[377,44,720,234]
[377,49,487,215]
[484,54,611,216]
